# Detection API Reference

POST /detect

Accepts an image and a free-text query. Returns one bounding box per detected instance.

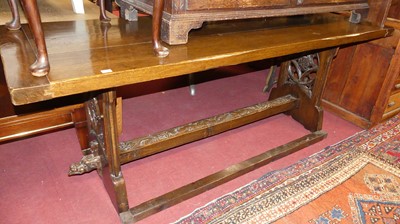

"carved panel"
[119,95,296,151]
[69,97,107,176]
[286,53,319,97]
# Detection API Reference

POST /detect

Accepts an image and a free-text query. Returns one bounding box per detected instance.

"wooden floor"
[0,0,115,24]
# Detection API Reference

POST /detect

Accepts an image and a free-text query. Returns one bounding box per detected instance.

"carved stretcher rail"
[118,95,298,164]
[69,94,298,175]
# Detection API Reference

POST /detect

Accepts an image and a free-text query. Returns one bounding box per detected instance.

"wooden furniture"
[0,93,123,145]
[0,103,83,143]
[1,13,392,223]
[117,0,372,45]
[0,59,78,142]
[5,0,169,74]
[5,0,111,77]
[322,1,400,129]
[0,0,125,143]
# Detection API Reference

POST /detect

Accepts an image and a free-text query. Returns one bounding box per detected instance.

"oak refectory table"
[0,13,393,223]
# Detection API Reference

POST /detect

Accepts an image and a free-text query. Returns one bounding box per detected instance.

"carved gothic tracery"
[287,53,319,97]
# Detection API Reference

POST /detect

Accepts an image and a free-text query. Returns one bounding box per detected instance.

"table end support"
[269,48,338,132]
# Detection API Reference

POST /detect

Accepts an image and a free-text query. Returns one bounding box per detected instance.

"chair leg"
[6,0,21,30]
[99,0,111,23]
[19,0,50,77]
[152,0,169,57]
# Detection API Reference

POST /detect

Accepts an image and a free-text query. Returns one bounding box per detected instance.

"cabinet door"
[388,0,400,19]
[324,43,394,120]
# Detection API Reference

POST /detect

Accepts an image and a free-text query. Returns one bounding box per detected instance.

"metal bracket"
[349,10,362,24]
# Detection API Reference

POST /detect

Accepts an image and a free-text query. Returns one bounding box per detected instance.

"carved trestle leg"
[101,91,129,214]
[19,0,50,77]
[69,90,129,215]
[6,0,21,30]
[269,48,338,132]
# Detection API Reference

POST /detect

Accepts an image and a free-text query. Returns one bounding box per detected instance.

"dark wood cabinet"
[117,0,369,44]
[322,1,400,128]
[389,0,400,15]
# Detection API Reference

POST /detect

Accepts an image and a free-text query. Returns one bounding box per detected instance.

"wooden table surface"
[0,13,393,105]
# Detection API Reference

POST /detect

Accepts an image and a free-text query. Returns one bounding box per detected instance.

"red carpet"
[175,114,400,223]
[0,67,362,223]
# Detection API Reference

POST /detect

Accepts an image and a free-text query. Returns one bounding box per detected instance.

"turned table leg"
[19,0,50,77]
[152,0,169,57]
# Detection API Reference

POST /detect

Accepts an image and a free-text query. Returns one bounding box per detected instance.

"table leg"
[69,91,129,215]
[100,91,129,213]
[94,91,130,214]
[269,48,338,131]
[19,0,50,77]
[152,0,169,57]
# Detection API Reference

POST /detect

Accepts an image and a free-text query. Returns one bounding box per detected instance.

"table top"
[0,13,393,105]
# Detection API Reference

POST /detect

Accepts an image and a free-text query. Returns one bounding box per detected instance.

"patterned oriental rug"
[174,114,400,224]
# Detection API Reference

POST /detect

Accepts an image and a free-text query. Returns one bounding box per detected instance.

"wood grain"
[1,13,393,106]
[322,13,400,128]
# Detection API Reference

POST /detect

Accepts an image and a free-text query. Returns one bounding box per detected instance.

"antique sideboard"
[116,0,371,45]
[1,9,393,223]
